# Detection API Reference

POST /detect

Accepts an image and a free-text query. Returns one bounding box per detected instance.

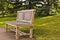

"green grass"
[0,17,16,27]
[0,14,60,40]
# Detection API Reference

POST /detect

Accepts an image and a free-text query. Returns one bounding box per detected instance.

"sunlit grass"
[34,14,60,40]
[0,17,16,27]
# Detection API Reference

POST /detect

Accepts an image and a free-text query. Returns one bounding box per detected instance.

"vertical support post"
[16,26,19,40]
[30,26,33,38]
[5,24,8,32]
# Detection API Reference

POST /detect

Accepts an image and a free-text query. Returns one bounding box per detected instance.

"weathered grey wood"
[30,26,33,38]
[5,24,8,32]
[17,9,35,24]
[10,28,30,36]
[5,9,35,40]
[16,27,19,40]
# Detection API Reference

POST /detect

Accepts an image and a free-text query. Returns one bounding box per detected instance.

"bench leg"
[30,26,33,38]
[5,24,8,32]
[16,27,19,40]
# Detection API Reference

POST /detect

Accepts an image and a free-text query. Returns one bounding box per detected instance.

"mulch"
[0,28,35,40]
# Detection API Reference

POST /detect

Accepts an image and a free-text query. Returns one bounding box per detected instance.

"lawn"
[0,14,60,40]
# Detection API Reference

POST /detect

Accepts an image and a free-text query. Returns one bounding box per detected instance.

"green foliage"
[0,0,60,17]
[35,0,60,17]
[0,0,6,17]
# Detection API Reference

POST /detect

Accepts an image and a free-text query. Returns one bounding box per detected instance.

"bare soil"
[0,28,35,40]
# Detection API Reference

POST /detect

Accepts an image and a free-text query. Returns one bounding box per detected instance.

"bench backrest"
[17,9,35,24]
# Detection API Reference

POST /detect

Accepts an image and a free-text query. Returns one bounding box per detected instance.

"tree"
[0,0,59,17]
[0,0,6,17]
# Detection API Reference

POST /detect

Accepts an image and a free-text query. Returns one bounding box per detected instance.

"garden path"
[0,28,35,40]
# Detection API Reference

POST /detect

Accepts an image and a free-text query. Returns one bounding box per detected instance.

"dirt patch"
[0,28,35,40]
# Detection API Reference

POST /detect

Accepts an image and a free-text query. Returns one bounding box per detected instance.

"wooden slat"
[10,29,30,36]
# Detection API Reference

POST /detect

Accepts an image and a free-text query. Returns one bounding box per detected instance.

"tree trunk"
[2,10,5,17]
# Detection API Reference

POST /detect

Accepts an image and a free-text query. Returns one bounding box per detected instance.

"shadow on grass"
[33,26,50,37]
[35,14,57,18]
[20,26,50,38]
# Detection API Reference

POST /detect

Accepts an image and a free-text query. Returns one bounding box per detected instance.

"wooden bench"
[5,9,35,40]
